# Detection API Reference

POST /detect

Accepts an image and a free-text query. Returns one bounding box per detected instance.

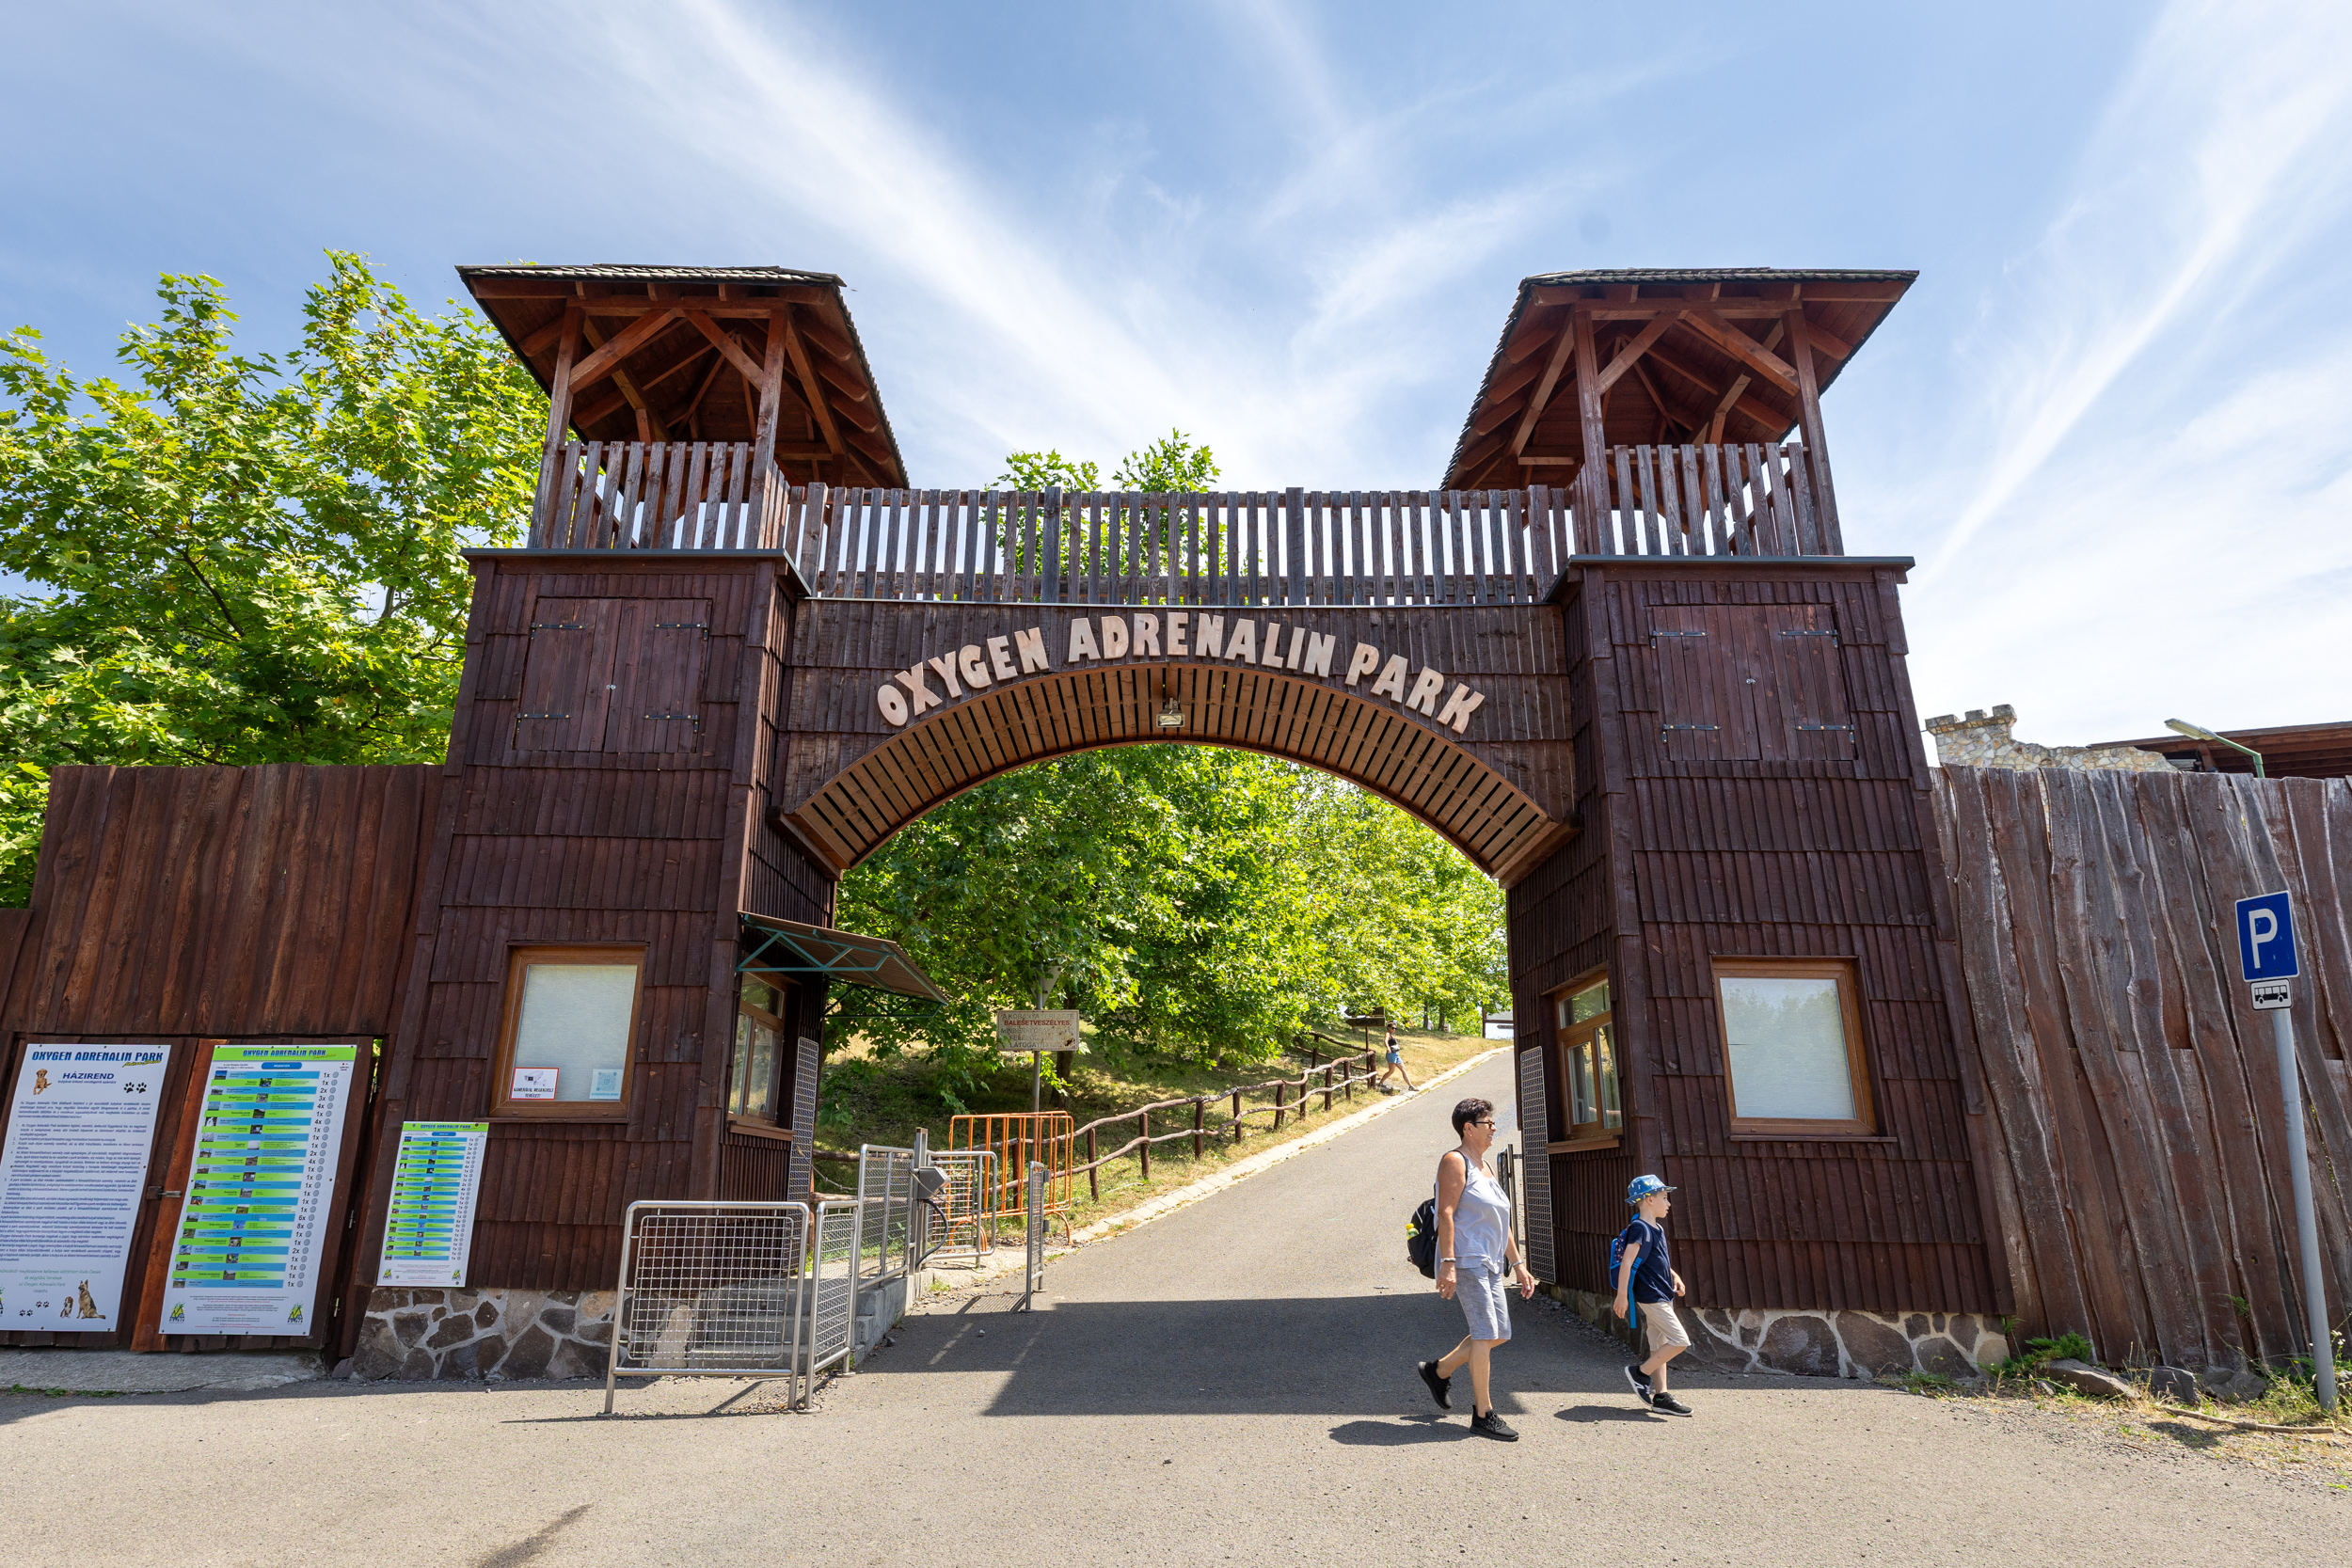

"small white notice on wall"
[0,1044,170,1332]
[588,1069,623,1101]
[510,1068,559,1100]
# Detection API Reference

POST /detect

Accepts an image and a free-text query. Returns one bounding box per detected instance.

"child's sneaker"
[1470,1409,1519,1441]
[1624,1363,1653,1405]
[1651,1391,1692,1417]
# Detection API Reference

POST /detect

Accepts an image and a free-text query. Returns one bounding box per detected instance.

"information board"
[993,1010,1086,1054]
[377,1121,488,1287]
[156,1044,358,1337]
[0,1044,170,1331]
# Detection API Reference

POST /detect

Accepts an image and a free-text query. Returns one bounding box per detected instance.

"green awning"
[737,911,946,1003]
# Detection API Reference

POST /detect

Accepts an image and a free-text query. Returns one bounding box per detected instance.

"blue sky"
[7,0,2347,742]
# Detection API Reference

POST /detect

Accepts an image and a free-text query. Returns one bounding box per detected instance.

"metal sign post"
[2236,892,2336,1412]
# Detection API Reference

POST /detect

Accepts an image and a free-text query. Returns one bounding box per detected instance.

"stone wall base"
[351,1289,614,1381]
[1544,1287,2010,1379]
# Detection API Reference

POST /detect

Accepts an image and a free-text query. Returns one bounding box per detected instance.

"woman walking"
[1415,1096,1535,1439]
[1375,1024,1415,1094]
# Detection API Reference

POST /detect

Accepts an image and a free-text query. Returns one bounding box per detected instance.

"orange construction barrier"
[947,1113,1073,1237]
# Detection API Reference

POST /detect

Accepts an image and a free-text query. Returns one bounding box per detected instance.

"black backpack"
[1405,1196,1439,1278]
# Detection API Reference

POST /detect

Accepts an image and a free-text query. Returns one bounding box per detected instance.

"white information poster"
[0,1044,170,1331]
[157,1044,358,1337]
[377,1121,488,1287]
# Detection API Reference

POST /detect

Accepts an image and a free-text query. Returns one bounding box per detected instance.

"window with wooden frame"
[491,946,644,1119]
[728,973,795,1131]
[1549,974,1622,1148]
[1713,957,1875,1136]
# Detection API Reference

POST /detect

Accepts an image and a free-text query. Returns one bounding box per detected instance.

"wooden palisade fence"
[1936,766,2352,1374]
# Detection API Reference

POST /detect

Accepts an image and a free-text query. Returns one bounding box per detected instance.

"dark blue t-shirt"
[1617,1216,1674,1304]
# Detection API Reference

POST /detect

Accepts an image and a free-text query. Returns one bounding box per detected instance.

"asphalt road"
[2,1053,2344,1566]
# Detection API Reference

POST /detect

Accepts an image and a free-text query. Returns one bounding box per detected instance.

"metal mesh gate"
[809,1199,861,1378]
[602,1201,811,1413]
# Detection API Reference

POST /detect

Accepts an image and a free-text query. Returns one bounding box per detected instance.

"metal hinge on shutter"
[653,621,709,639]
[1650,629,1708,645]
[644,712,702,731]
[1778,629,1838,642]
[516,712,572,721]
[529,622,584,635]
[1661,724,1719,732]
[1795,723,1853,732]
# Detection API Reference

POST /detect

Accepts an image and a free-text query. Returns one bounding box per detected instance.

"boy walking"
[1613,1175,1693,1417]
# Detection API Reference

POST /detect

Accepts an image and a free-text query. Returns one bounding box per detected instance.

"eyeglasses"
[1469,1118,1496,1129]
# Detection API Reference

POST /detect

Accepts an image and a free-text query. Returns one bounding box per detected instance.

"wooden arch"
[783,661,1571,882]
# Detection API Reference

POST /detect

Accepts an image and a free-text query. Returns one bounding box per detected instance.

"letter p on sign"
[2235,892,2299,983]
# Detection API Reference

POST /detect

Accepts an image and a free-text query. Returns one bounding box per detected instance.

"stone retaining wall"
[1547,1287,2010,1379]
[349,1288,613,1382]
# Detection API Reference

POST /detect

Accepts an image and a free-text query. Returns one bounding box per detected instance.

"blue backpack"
[1606,1224,1641,1322]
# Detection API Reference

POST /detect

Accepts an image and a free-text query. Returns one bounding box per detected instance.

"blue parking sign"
[2236,892,2299,982]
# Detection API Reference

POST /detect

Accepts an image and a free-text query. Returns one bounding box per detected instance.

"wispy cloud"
[1925,0,2352,576]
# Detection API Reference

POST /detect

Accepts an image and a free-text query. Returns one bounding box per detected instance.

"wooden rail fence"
[1937,766,2352,1373]
[1067,1048,1382,1200]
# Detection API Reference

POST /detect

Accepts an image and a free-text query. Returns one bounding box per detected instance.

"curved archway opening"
[785,661,1572,881]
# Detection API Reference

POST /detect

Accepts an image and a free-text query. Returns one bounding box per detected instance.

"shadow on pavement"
[862,1291,1637,1419]
[1327,1416,1470,1445]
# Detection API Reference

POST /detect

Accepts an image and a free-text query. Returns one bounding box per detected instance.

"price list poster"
[157,1045,358,1336]
[377,1122,487,1287]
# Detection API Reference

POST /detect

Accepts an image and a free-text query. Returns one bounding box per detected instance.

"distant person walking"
[1375,1024,1414,1094]
[1613,1175,1693,1417]
[1414,1096,1535,1439]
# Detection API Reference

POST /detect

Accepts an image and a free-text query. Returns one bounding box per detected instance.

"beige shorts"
[1639,1300,1691,1350]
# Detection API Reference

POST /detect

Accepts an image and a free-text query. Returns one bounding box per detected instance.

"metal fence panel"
[929,1149,998,1256]
[858,1145,914,1279]
[809,1199,862,1376]
[602,1201,810,1414]
[1019,1163,1045,1310]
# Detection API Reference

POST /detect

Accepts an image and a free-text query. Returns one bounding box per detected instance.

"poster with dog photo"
[0,1044,170,1331]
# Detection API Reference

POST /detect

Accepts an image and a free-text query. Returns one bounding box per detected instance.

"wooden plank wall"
[365,556,788,1295]
[0,765,442,1350]
[1937,766,2352,1370]
[1507,580,1627,1290]
[1,766,437,1038]
[1518,561,1995,1314]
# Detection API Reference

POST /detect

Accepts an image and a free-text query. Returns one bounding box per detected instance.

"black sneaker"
[1417,1359,1453,1410]
[1651,1391,1692,1417]
[1470,1409,1519,1441]
[1624,1363,1653,1405]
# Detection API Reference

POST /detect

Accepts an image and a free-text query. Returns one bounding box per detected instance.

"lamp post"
[2165,718,2265,778]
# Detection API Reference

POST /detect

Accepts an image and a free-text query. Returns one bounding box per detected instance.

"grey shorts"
[1454,1259,1512,1342]
[1639,1300,1691,1350]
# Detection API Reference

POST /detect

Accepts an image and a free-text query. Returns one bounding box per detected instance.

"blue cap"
[1626,1174,1676,1205]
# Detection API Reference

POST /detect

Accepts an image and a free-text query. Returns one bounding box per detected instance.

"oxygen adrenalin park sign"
[869,610,1489,736]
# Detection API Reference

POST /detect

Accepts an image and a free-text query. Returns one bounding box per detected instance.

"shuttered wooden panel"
[512,600,618,753]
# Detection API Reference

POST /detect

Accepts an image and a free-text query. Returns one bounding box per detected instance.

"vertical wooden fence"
[1936,766,2352,1372]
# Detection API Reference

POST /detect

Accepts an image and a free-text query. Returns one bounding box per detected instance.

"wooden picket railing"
[522,442,1846,594]
[531,439,785,550]
[1587,440,1839,558]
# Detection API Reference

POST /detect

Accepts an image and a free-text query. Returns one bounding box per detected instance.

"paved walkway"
[1,1053,2344,1566]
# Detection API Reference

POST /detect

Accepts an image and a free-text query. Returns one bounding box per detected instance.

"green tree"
[0,253,547,902]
